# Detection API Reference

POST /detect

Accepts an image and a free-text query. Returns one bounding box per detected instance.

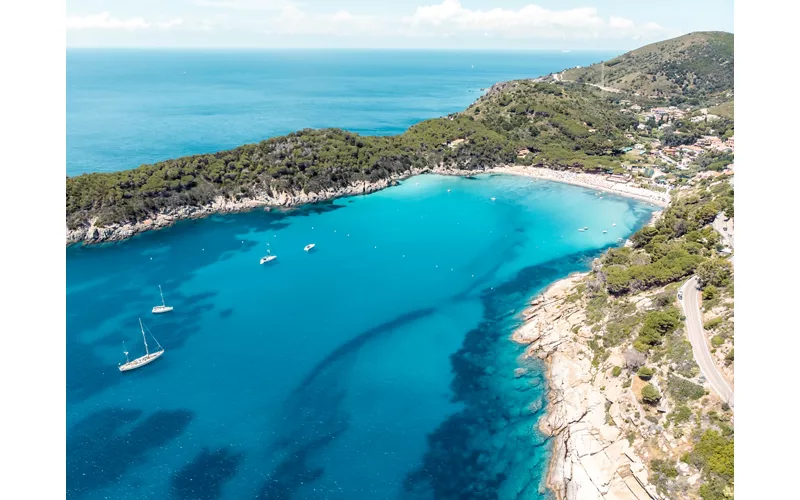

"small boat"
[612,223,617,227]
[119,319,164,372]
[152,285,173,314]
[602,230,608,234]
[304,243,316,252]
[578,228,586,232]
[490,197,496,201]
[447,189,451,193]
[260,247,277,264]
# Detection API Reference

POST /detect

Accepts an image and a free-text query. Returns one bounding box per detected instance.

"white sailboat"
[260,245,277,264]
[304,243,316,252]
[119,319,164,372]
[152,285,173,314]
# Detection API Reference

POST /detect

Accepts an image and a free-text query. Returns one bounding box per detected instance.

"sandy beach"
[490,165,670,207]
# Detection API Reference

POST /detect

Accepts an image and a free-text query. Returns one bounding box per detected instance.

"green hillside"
[562,32,734,104]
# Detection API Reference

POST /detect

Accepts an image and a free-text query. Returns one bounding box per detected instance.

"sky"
[66,0,734,50]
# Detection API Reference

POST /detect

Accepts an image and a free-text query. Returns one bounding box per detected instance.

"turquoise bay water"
[67,174,656,499]
[66,49,614,176]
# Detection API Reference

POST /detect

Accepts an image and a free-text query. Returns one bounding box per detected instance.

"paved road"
[680,276,734,408]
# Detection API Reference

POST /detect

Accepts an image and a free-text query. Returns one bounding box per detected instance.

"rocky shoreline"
[513,274,659,500]
[66,166,468,246]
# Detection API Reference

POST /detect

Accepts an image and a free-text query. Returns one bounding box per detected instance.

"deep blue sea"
[66,49,615,176]
[65,50,655,500]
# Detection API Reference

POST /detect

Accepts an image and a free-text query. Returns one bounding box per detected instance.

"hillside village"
[525,97,735,203]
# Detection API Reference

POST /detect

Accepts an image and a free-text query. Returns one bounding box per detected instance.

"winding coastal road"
[680,278,734,408]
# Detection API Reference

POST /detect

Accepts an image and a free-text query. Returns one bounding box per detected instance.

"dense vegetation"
[562,32,734,105]
[684,430,735,499]
[464,80,635,171]
[66,82,633,229]
[598,179,733,296]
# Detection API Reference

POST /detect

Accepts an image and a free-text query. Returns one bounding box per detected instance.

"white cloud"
[68,2,670,46]
[609,16,636,30]
[195,0,295,11]
[66,12,184,31]
[402,1,664,39]
[264,6,384,37]
[159,19,185,29]
[66,12,151,31]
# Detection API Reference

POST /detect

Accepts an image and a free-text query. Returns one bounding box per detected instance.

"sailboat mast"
[140,318,150,355]
[159,285,165,306]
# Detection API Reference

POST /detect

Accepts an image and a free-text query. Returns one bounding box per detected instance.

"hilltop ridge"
[559,32,733,105]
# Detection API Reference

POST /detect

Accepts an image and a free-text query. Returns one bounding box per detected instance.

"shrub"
[703,317,723,330]
[653,291,674,308]
[636,307,682,349]
[667,375,706,403]
[687,430,734,480]
[637,366,655,380]
[724,349,734,363]
[612,366,623,377]
[653,330,699,378]
[651,458,679,479]
[668,404,693,425]
[641,384,662,404]
[702,285,718,301]
[711,335,724,347]
[696,259,733,288]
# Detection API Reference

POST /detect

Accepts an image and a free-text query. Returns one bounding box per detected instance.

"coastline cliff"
[513,178,734,499]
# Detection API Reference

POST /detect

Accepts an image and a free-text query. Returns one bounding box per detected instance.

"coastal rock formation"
[66,166,467,245]
[513,274,659,500]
